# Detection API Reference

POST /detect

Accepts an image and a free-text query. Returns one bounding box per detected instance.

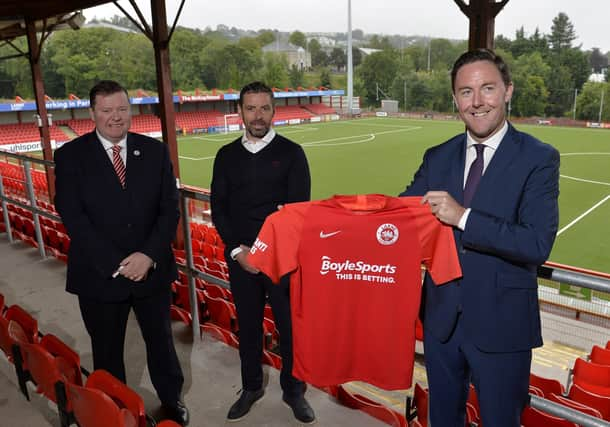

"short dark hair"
[451,49,511,93]
[89,80,129,109]
[238,81,274,107]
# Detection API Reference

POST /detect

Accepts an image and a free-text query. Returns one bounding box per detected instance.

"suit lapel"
[451,134,468,205]
[471,124,521,207]
[125,134,145,191]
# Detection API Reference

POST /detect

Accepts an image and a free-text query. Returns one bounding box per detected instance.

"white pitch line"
[301,126,421,147]
[560,175,610,187]
[556,195,610,237]
[179,155,215,161]
[560,152,610,156]
[303,134,375,147]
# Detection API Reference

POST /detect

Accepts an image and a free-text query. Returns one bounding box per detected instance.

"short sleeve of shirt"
[411,204,462,284]
[247,203,309,283]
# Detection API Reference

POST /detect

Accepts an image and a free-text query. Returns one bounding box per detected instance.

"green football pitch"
[176,117,610,274]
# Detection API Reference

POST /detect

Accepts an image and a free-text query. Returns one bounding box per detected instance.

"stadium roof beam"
[454,0,509,50]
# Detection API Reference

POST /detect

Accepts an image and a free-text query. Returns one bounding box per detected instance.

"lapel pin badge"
[133,150,141,157]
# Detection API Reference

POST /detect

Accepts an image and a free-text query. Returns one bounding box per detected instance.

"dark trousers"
[227,257,304,397]
[78,289,184,405]
[424,314,531,427]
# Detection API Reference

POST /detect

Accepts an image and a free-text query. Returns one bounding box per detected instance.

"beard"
[246,120,270,138]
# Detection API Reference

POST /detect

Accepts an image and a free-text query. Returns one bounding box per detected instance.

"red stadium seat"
[170,305,192,326]
[568,383,610,420]
[157,421,182,427]
[20,335,82,424]
[590,345,610,366]
[204,295,238,333]
[572,358,610,396]
[521,406,578,427]
[262,349,282,369]
[337,384,407,427]
[203,283,231,301]
[200,323,239,349]
[67,369,146,427]
[530,372,566,397]
[0,305,38,361]
[548,392,603,419]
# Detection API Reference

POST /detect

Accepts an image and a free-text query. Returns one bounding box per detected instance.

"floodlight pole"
[346,0,353,116]
[573,88,578,120]
[599,89,605,123]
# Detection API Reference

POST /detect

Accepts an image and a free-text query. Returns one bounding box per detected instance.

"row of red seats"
[171,273,281,367]
[0,293,181,427]
[4,205,69,262]
[0,123,69,145]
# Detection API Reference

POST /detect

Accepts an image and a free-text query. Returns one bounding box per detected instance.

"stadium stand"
[0,123,69,145]
[302,103,337,115]
[273,105,314,121]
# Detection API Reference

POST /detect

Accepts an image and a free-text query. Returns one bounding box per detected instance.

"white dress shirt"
[97,130,127,166]
[458,121,508,230]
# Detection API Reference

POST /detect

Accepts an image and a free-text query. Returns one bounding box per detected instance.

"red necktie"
[112,145,126,188]
[463,144,485,208]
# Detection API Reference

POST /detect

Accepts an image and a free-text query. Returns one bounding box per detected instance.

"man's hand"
[236,244,260,274]
[422,191,465,227]
[119,252,154,282]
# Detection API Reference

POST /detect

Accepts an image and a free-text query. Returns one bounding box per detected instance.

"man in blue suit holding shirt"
[401,49,559,426]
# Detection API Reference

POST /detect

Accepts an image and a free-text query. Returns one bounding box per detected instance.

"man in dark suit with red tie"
[54,80,189,425]
[401,50,560,426]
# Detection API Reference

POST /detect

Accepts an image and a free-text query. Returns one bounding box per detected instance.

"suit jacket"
[401,123,560,352]
[54,131,179,302]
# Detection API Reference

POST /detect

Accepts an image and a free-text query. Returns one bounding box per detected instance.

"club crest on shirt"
[376,223,399,245]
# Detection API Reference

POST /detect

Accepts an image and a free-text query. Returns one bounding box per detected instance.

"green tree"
[262,52,288,88]
[589,48,608,73]
[329,47,346,71]
[356,50,398,105]
[289,31,307,49]
[576,82,609,121]
[549,12,577,52]
[545,65,574,116]
[289,65,305,88]
[511,52,550,117]
[256,30,275,47]
[308,39,328,68]
[319,67,331,88]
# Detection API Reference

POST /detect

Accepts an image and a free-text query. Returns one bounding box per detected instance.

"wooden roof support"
[454,0,509,50]
[25,17,56,199]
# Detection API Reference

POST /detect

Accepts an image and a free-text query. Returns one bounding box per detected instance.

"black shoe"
[227,389,265,422]
[283,394,316,424]
[162,400,190,426]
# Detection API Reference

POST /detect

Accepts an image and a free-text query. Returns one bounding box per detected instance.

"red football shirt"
[247,194,462,390]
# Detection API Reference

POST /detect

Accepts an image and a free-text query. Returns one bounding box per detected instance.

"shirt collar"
[241,128,276,146]
[466,120,508,151]
[97,129,127,152]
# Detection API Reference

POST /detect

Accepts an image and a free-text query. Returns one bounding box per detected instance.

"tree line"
[0,12,608,121]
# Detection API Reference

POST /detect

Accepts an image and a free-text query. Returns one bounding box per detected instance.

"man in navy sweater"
[210,81,314,424]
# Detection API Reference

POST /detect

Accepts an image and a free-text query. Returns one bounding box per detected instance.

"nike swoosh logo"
[320,230,341,239]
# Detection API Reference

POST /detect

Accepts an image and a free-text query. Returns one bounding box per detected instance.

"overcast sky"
[84,0,610,52]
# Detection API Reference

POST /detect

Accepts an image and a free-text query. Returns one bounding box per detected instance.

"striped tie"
[112,145,126,188]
